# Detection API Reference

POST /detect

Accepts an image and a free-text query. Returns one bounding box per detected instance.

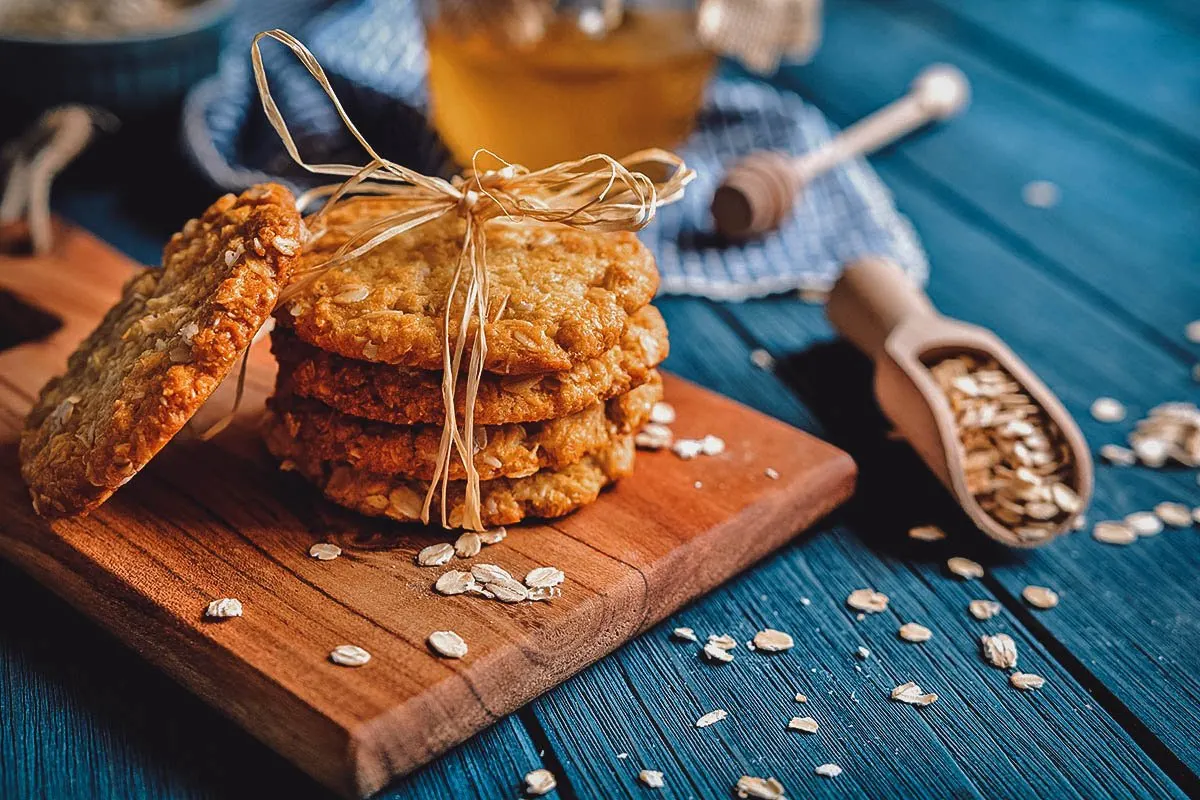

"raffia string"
[251,29,693,530]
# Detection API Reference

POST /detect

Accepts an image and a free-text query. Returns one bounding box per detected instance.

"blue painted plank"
[869,0,1200,161]
[527,298,1186,800]
[722,168,1200,782]
[0,559,549,800]
[776,0,1200,359]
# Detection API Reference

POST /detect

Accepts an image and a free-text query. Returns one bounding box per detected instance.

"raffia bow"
[251,30,694,530]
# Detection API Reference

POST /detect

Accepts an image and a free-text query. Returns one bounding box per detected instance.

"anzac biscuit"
[268,373,661,481]
[280,196,659,374]
[272,304,667,425]
[264,414,636,527]
[20,184,301,517]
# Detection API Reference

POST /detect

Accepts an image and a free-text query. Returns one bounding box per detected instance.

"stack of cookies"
[263,197,668,529]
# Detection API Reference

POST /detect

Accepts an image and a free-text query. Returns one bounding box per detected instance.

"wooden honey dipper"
[711,65,970,240]
[826,257,1094,548]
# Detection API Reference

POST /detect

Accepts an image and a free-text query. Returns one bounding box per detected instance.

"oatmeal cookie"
[268,372,661,481]
[280,196,659,374]
[272,304,668,425]
[264,413,635,527]
[20,184,301,517]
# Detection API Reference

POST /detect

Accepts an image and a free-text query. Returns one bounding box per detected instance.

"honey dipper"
[711,65,970,240]
[825,257,1094,548]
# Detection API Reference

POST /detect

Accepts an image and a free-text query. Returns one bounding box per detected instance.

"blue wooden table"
[3,0,1199,797]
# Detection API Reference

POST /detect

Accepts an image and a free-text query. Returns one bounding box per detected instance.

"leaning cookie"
[19,184,301,517]
[264,413,636,528]
[272,304,668,426]
[269,373,661,481]
[281,196,659,374]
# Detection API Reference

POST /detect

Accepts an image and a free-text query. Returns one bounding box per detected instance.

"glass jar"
[422,1,716,169]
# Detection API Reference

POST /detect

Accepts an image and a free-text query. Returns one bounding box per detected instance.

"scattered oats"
[764,467,780,480]
[694,480,703,489]
[854,646,871,660]
[981,633,1018,669]
[524,768,556,796]
[435,570,477,595]
[329,644,370,667]
[478,527,507,545]
[1093,521,1136,545]
[969,600,1001,620]
[735,775,786,798]
[1124,511,1163,537]
[635,423,674,450]
[898,622,933,642]
[702,642,735,663]
[1022,586,1059,609]
[814,763,843,779]
[846,588,889,613]
[1194,507,1200,525]
[890,681,938,706]
[800,597,811,606]
[1010,672,1046,691]
[1073,514,1088,531]
[787,716,819,733]
[638,769,665,789]
[694,708,727,727]
[672,627,698,642]
[750,348,776,371]
[454,532,482,558]
[1090,397,1126,423]
[308,542,342,561]
[1100,443,1137,465]
[1155,501,1193,527]
[707,633,738,650]
[204,598,242,619]
[525,566,565,589]
[908,524,946,542]
[471,563,512,583]
[428,630,468,659]
[649,401,676,425]
[701,434,726,456]
[671,438,703,459]
[947,556,984,580]
[417,543,455,566]
[1021,179,1060,208]
[1186,320,1200,343]
[794,693,808,703]
[617,753,628,759]
[752,629,794,652]
[1132,437,1169,468]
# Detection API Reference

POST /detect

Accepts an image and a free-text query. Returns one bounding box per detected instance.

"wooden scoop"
[711,64,970,240]
[826,257,1093,548]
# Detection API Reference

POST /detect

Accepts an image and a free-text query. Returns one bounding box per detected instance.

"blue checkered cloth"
[183,0,927,299]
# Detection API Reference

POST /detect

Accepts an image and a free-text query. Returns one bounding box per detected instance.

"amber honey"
[425,9,715,169]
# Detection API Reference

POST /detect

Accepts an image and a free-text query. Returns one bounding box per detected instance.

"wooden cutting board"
[0,223,856,798]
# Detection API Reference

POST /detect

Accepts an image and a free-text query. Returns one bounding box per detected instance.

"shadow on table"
[774,338,1026,566]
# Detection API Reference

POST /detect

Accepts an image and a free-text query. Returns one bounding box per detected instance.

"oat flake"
[702,642,735,663]
[524,768,556,796]
[639,769,665,788]
[1155,501,1193,528]
[478,527,507,545]
[204,598,242,619]
[1010,672,1046,690]
[434,570,477,596]
[417,543,455,566]
[525,566,565,589]
[309,542,342,561]
[814,763,843,778]
[846,588,889,613]
[908,524,946,542]
[1022,585,1059,609]
[969,600,1001,620]
[428,630,468,659]
[890,681,938,706]
[947,556,984,580]
[981,633,1018,669]
[735,775,786,799]
[694,708,727,727]
[898,622,933,642]
[794,693,808,703]
[1125,511,1163,536]
[787,716,819,733]
[650,401,676,425]
[454,532,482,558]
[1093,521,1136,545]
[329,644,370,667]
[1090,397,1126,423]
[672,627,698,642]
[752,629,794,652]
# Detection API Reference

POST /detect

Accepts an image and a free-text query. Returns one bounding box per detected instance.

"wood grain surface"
[0,224,855,798]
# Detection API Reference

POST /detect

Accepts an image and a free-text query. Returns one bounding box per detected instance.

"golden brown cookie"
[272,304,668,425]
[264,412,635,527]
[268,372,661,481]
[20,184,301,517]
[280,196,659,374]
